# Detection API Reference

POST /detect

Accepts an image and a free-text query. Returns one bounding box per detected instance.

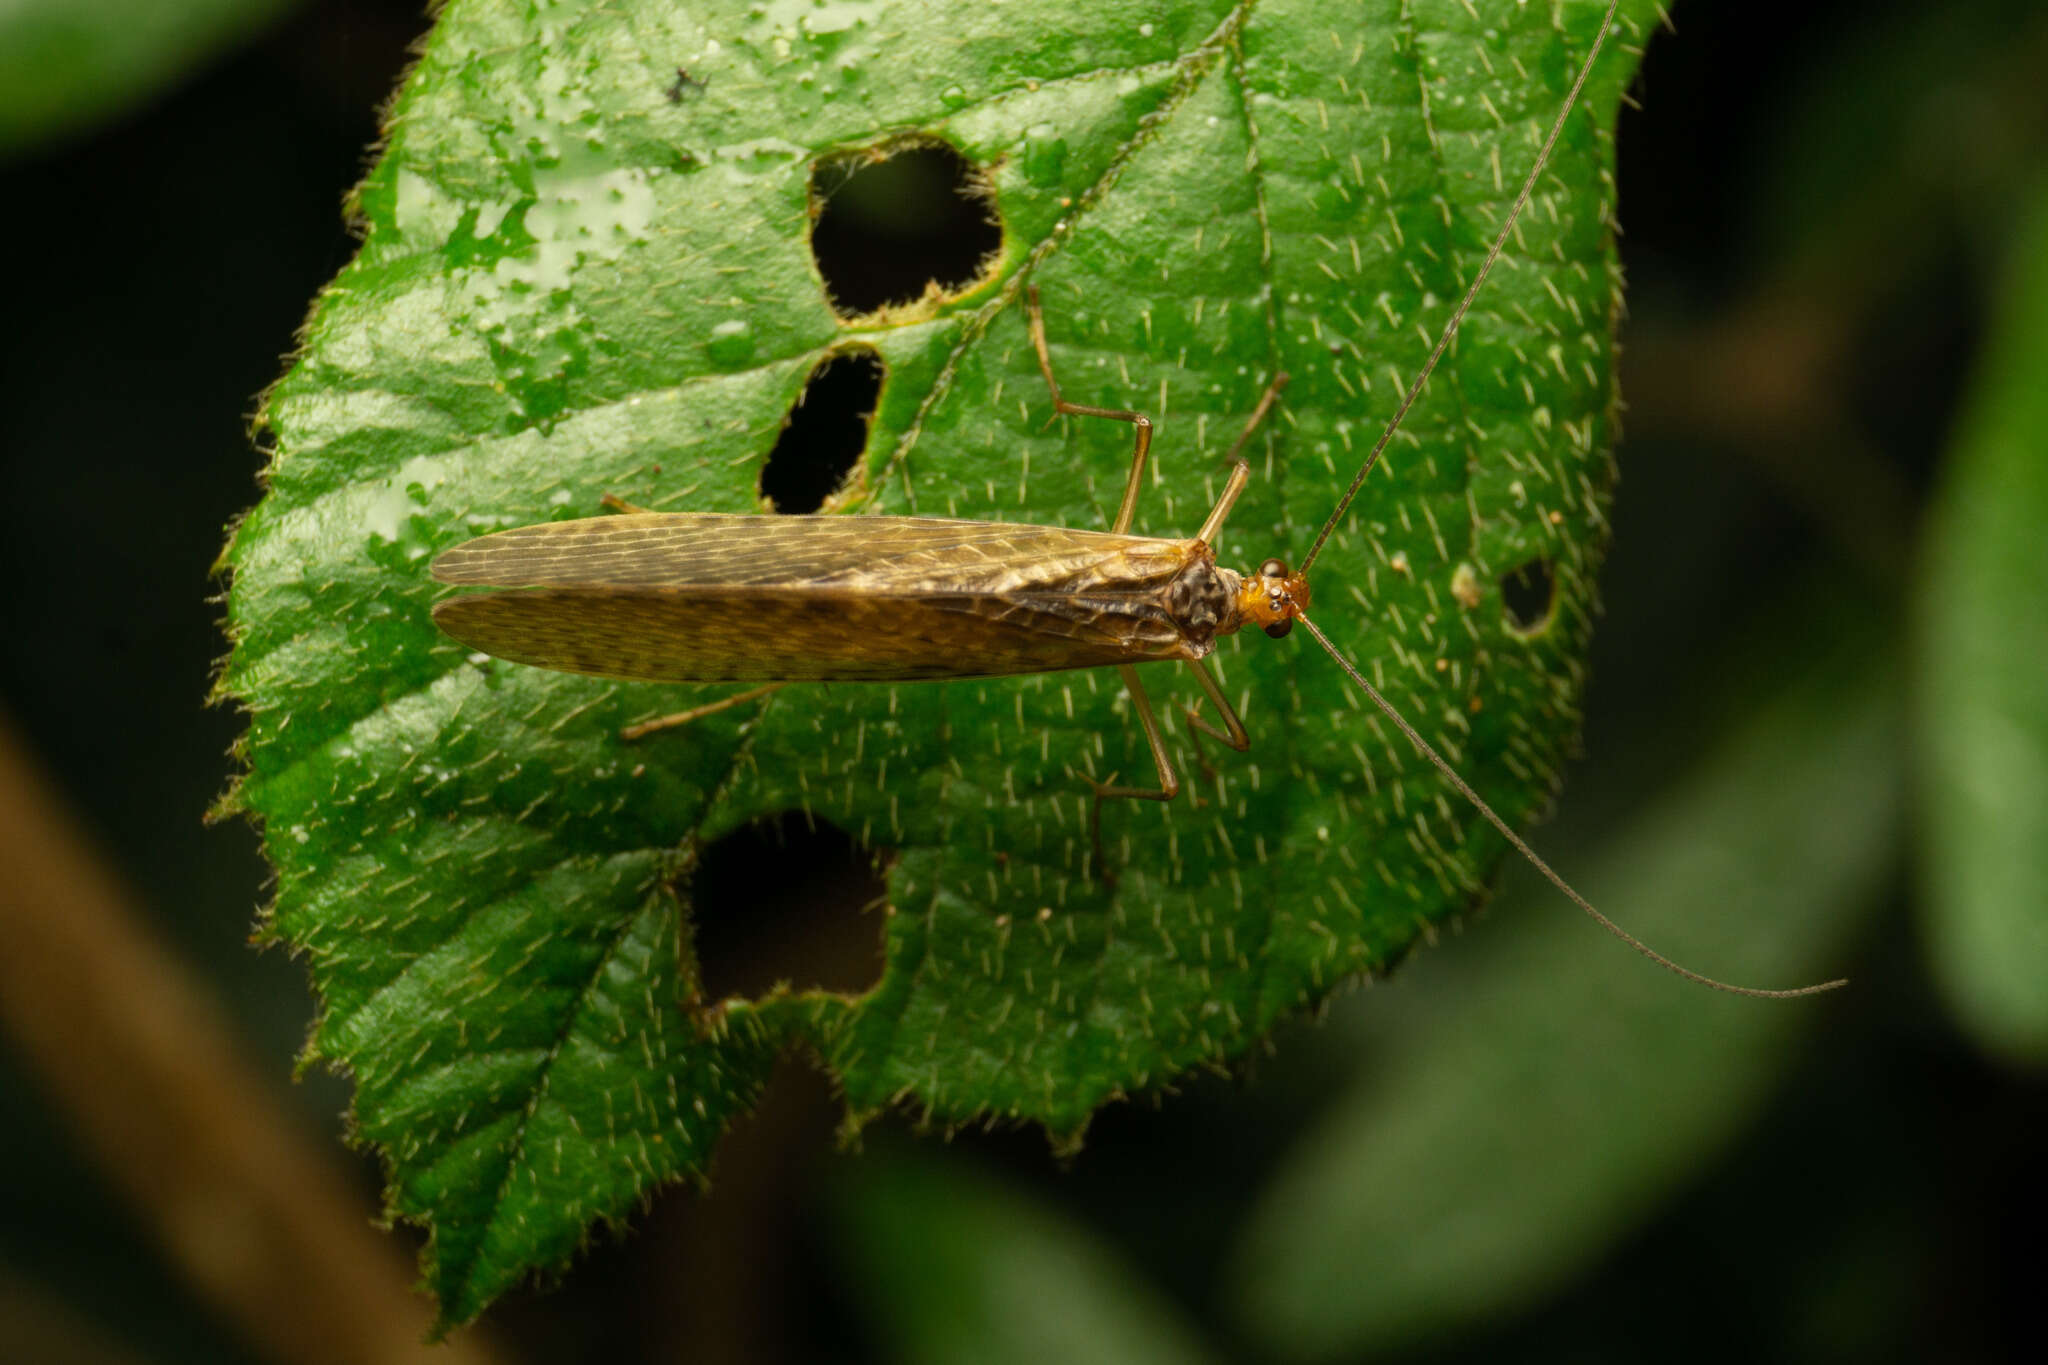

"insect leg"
[1086,664,1182,880]
[600,493,657,516]
[1025,285,1154,534]
[1194,374,1290,549]
[1178,657,1251,796]
[620,683,787,741]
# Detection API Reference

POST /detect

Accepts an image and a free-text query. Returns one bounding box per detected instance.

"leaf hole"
[809,139,1002,319]
[762,348,884,513]
[686,811,888,1006]
[1501,558,1557,635]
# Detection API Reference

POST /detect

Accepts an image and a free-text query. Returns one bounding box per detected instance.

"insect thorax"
[1166,556,1241,652]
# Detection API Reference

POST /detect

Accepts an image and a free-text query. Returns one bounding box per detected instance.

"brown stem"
[0,715,509,1365]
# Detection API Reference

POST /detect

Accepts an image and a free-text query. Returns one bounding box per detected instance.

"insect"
[665,67,707,103]
[431,0,1839,1001]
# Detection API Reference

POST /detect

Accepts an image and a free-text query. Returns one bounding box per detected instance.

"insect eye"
[1263,620,1294,639]
[1260,558,1290,580]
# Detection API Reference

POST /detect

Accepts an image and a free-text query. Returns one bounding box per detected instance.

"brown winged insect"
[431,0,1839,1001]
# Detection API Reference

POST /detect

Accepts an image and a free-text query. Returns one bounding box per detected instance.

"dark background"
[2,1,2042,1361]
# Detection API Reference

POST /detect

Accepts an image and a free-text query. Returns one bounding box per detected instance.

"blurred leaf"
[832,1151,1222,1365]
[0,0,296,156]
[1749,0,2048,284]
[1231,581,1900,1358]
[218,0,1661,1325]
[1914,177,2048,1065]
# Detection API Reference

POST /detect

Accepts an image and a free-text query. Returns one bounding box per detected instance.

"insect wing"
[430,513,1200,682]
[434,512,1129,588]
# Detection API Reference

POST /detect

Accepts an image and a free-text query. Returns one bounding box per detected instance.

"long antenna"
[1296,615,1845,999]
[1300,0,1624,574]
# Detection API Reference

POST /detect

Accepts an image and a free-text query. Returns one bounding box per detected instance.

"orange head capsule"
[1238,557,1311,639]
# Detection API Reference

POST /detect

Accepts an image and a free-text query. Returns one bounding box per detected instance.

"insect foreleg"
[1025,285,1154,535]
[620,682,788,741]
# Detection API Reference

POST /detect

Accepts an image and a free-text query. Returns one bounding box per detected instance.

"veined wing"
[429,513,1210,683]
[432,513,1173,595]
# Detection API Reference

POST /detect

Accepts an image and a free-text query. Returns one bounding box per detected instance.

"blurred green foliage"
[0,0,2043,1361]
[1916,179,2048,1064]
[0,0,296,155]
[836,1153,1226,1365]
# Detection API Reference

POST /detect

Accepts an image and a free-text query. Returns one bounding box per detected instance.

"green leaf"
[1229,580,1901,1358]
[831,1150,1222,1365]
[1915,176,2048,1065]
[0,0,295,156]
[220,0,1657,1324]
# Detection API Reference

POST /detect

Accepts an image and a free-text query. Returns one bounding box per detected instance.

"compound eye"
[1260,557,1290,580]
[1263,619,1294,639]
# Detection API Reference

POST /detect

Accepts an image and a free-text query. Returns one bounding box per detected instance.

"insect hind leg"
[1026,284,1153,535]
[620,683,787,741]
